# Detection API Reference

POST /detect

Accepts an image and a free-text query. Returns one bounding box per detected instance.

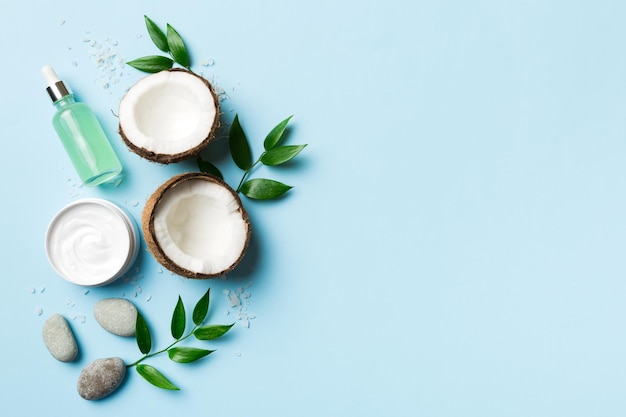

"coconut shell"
[142,172,251,279]
[119,69,220,164]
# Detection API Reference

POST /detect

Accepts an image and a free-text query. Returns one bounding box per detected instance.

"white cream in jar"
[45,198,139,286]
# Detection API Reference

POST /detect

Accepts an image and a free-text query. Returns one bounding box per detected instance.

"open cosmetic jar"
[45,198,139,286]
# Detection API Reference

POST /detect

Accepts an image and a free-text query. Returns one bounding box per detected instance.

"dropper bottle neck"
[41,66,72,103]
[53,94,76,109]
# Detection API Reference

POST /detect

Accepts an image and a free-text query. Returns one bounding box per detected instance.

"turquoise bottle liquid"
[42,66,123,186]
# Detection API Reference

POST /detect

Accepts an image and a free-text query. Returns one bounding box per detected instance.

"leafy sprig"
[198,115,307,200]
[127,289,233,390]
[127,16,308,199]
[126,16,191,72]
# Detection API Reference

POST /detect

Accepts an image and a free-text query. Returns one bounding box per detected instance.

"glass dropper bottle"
[42,66,123,186]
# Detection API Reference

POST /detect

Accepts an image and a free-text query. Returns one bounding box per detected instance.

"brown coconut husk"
[119,69,220,164]
[142,172,251,279]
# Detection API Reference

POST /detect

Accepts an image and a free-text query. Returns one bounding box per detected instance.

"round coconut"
[119,69,220,164]
[142,172,251,279]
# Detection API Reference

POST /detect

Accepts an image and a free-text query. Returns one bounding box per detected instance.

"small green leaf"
[126,55,173,73]
[261,144,307,166]
[264,115,293,150]
[171,296,186,340]
[135,311,152,354]
[168,347,214,363]
[197,155,223,179]
[192,288,210,326]
[194,323,234,340]
[229,114,253,170]
[240,178,292,200]
[136,364,180,390]
[144,15,169,52]
[167,24,190,68]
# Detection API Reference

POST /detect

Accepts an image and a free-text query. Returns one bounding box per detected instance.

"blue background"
[1,0,626,415]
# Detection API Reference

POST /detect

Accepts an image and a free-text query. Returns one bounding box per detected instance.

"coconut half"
[119,69,220,164]
[142,173,251,278]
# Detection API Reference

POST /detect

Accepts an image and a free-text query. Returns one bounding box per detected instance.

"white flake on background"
[29,285,46,317]
[81,31,128,95]
[133,286,142,297]
[225,290,241,307]
[69,313,87,324]
[65,174,83,198]
[224,282,255,329]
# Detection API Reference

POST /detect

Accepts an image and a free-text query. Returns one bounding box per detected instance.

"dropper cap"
[42,66,71,102]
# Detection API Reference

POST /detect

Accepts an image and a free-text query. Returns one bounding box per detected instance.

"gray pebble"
[42,314,78,362]
[77,357,126,400]
[93,298,137,336]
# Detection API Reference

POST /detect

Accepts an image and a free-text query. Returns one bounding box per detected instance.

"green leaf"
[171,296,186,340]
[192,288,210,326]
[126,55,173,73]
[240,178,292,200]
[136,364,180,390]
[167,24,190,68]
[260,145,307,166]
[197,155,223,179]
[264,115,293,150]
[194,323,234,340]
[135,311,152,354]
[168,347,214,363]
[229,114,253,170]
[144,15,169,52]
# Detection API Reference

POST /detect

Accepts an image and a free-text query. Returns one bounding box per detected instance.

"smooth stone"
[42,314,78,362]
[77,357,126,400]
[93,298,137,337]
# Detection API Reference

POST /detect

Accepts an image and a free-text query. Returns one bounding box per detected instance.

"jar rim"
[45,198,139,286]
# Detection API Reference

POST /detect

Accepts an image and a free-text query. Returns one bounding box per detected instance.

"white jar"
[45,198,139,286]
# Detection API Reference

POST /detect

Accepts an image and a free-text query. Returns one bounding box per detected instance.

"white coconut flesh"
[119,70,217,157]
[152,178,248,275]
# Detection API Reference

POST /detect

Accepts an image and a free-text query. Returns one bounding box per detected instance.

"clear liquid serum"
[42,66,123,186]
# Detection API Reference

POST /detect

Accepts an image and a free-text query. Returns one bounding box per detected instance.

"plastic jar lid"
[45,198,139,286]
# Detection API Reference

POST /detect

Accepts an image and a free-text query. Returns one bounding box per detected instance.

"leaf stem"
[127,325,200,368]
[236,155,264,193]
